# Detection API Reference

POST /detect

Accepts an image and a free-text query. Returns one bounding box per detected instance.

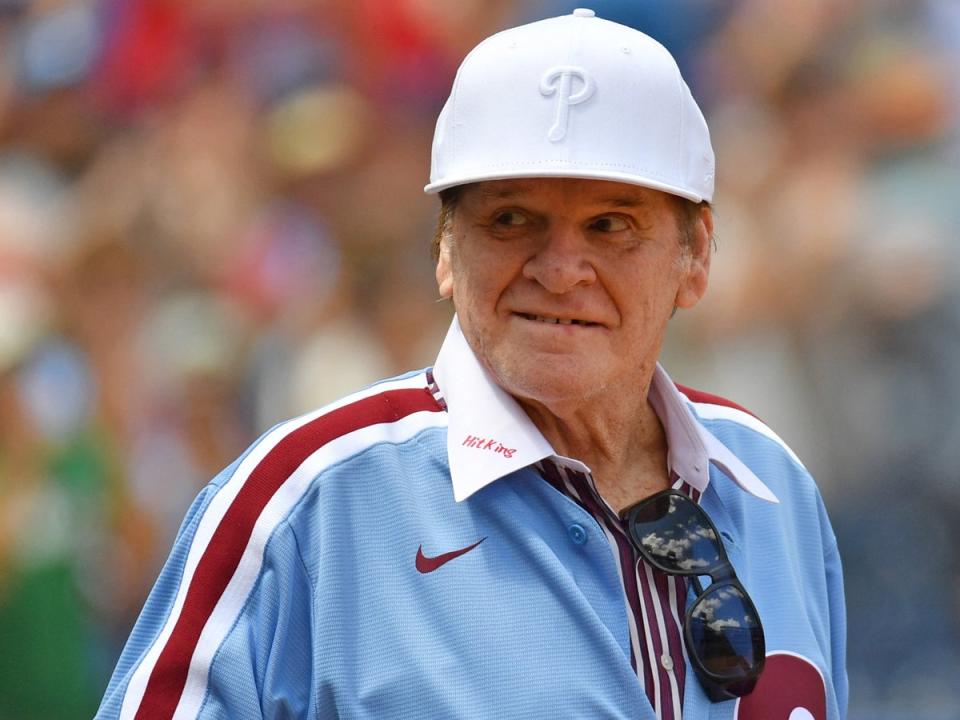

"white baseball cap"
[425,8,714,203]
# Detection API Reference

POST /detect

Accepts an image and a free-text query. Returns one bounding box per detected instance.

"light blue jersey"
[98,320,847,719]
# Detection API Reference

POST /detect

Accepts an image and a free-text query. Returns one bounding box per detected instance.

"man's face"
[436,177,712,411]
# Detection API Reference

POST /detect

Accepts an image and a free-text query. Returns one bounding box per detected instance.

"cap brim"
[424,167,707,203]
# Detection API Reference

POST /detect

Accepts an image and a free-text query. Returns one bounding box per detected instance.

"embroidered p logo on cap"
[540,66,595,142]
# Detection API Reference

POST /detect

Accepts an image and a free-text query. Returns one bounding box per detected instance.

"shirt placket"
[541,459,691,720]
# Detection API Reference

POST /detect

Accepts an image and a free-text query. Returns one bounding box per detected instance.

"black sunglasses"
[620,489,765,702]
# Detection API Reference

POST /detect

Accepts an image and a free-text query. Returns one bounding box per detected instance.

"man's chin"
[492,357,596,405]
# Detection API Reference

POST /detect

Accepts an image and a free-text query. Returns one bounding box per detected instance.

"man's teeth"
[524,314,590,326]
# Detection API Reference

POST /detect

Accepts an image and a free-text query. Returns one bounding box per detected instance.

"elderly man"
[98,10,847,720]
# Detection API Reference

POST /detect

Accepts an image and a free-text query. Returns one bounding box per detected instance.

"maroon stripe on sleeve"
[135,387,442,720]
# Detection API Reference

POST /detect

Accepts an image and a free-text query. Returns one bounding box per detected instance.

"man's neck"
[520,394,671,513]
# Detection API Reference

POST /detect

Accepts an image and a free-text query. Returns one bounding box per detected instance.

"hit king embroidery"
[462,435,517,459]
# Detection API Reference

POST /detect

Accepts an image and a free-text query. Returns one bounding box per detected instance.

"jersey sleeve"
[95,459,316,719]
[196,517,315,718]
[96,479,222,719]
[824,540,848,719]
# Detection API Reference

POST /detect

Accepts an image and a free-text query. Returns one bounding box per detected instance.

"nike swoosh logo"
[415,538,486,574]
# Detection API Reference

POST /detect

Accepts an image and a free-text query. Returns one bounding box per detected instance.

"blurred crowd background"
[0,0,958,718]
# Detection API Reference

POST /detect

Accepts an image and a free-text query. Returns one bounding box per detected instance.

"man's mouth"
[518,313,599,327]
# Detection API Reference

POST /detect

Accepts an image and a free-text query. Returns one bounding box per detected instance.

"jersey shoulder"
[98,371,448,718]
[212,370,446,493]
[674,383,760,420]
[674,382,806,471]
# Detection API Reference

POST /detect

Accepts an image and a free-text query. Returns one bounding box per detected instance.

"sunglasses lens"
[629,493,721,573]
[688,583,764,683]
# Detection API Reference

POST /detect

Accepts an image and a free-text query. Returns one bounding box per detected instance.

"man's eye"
[494,211,527,227]
[590,215,630,232]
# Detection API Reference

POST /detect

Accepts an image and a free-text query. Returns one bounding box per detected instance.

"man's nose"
[521,225,597,293]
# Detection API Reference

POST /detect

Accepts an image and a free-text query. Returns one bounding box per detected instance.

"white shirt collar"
[432,316,778,504]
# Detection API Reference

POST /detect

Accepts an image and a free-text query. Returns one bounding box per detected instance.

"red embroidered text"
[462,435,516,459]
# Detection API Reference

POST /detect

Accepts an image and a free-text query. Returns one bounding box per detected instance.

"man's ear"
[435,234,454,299]
[674,205,713,310]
